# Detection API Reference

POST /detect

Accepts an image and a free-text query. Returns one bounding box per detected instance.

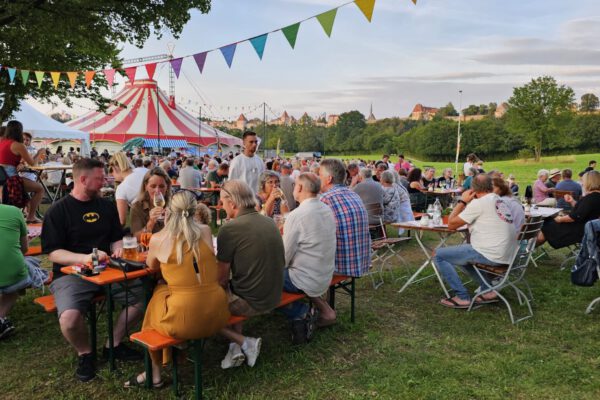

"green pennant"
[35,71,45,88]
[20,70,30,85]
[316,8,338,37]
[282,23,301,49]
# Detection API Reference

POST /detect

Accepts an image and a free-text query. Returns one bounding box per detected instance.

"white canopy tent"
[3,101,91,156]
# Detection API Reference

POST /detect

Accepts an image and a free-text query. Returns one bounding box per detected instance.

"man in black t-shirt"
[42,158,143,382]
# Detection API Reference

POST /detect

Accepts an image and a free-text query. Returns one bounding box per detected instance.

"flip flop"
[475,296,499,304]
[439,297,470,309]
[124,374,164,389]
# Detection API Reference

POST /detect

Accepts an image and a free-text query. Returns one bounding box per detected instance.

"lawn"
[3,235,600,399]
[333,152,600,190]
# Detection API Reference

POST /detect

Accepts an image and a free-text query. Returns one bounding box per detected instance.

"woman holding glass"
[124,191,229,388]
[130,167,172,237]
[256,171,289,217]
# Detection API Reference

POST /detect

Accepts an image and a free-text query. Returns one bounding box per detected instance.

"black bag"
[571,220,600,287]
[109,257,145,272]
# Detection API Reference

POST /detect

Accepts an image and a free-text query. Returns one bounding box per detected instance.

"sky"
[38,0,600,121]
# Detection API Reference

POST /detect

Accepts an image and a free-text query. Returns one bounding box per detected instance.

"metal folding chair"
[468,216,544,324]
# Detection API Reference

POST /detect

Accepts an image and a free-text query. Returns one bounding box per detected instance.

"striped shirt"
[320,185,371,277]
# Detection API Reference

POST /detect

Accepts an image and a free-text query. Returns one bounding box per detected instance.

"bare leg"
[310,297,336,321]
[108,304,143,347]
[0,293,19,318]
[220,322,245,345]
[23,179,43,222]
[132,364,163,386]
[536,231,546,246]
[59,309,91,355]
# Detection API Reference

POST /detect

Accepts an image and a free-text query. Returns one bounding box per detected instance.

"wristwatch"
[457,200,467,206]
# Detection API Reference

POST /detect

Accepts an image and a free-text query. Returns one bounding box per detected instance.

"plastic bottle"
[432,198,442,225]
[433,198,442,213]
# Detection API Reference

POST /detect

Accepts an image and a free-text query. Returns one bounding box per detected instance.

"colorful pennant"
[103,69,116,86]
[249,34,268,60]
[34,71,44,88]
[7,68,16,84]
[194,52,208,74]
[220,43,237,68]
[125,66,137,82]
[67,72,78,88]
[20,70,29,85]
[282,23,301,49]
[145,63,157,80]
[355,0,376,22]
[170,58,183,78]
[317,9,338,37]
[84,71,95,88]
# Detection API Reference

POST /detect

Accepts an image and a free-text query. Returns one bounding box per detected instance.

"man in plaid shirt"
[319,158,371,277]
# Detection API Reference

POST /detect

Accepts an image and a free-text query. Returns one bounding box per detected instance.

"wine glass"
[153,191,165,221]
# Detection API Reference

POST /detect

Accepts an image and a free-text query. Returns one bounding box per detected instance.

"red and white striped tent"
[67,79,242,151]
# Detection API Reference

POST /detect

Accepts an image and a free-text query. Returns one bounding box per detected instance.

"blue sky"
[49,0,600,120]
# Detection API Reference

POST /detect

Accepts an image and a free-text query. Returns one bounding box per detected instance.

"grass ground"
[2,234,600,399]
[334,152,600,189]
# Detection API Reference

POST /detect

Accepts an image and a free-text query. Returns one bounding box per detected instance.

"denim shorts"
[0,275,32,294]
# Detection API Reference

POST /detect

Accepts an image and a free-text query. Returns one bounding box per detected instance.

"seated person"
[194,202,212,225]
[0,204,32,339]
[124,191,229,388]
[434,175,517,308]
[407,168,425,193]
[206,163,229,205]
[461,167,479,191]
[555,169,582,210]
[217,180,284,368]
[110,151,147,226]
[422,167,437,188]
[256,171,289,217]
[178,158,202,189]
[537,171,600,249]
[130,167,172,237]
[380,170,404,223]
[437,168,455,188]
[491,176,525,234]
[42,158,143,382]
[507,174,519,196]
[281,173,337,343]
[533,169,555,206]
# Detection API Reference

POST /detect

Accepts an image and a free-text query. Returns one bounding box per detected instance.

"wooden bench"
[25,244,42,257]
[130,275,356,399]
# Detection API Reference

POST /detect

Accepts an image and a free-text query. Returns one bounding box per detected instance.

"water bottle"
[433,198,442,213]
[433,208,442,226]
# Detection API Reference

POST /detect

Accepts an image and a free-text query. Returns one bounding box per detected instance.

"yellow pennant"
[50,71,61,88]
[67,72,78,88]
[355,0,376,22]
[412,0,417,4]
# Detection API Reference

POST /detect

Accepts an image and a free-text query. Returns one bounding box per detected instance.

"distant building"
[367,103,376,124]
[494,102,508,118]
[236,113,248,130]
[410,104,440,120]
[327,114,339,126]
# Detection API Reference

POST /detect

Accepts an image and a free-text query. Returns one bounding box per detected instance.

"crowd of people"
[0,122,599,387]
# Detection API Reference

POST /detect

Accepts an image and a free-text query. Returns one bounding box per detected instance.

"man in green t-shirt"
[206,163,229,205]
[0,204,30,340]
[216,179,284,369]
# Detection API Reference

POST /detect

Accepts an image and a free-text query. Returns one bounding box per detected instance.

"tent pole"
[156,85,161,155]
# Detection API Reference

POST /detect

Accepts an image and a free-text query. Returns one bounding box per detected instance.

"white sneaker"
[221,342,245,369]
[242,337,262,367]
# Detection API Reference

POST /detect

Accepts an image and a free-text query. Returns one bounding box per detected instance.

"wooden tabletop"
[61,265,151,285]
[392,220,466,233]
[420,189,461,195]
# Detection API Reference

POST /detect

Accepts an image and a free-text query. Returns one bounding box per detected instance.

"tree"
[506,76,574,161]
[436,102,458,117]
[0,1,212,121]
[462,105,480,116]
[580,93,599,113]
[333,111,366,152]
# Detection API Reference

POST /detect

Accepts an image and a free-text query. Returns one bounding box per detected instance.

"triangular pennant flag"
[355,0,376,22]
[193,52,208,74]
[249,34,268,60]
[145,63,157,80]
[316,8,338,37]
[66,72,78,88]
[84,71,95,88]
[103,69,116,86]
[170,58,183,78]
[412,0,417,4]
[34,71,45,88]
[282,23,301,49]
[50,72,61,88]
[219,43,237,68]
[7,68,16,83]
[125,66,137,82]
[21,70,30,85]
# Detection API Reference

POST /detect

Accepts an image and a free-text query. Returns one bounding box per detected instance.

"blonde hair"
[164,191,205,264]
[221,179,257,209]
[136,167,172,205]
[583,170,600,192]
[109,151,133,174]
[195,202,212,225]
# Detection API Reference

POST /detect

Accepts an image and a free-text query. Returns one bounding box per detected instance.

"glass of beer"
[122,236,139,261]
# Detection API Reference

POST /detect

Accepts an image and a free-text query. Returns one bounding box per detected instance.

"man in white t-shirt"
[433,174,518,308]
[281,172,336,343]
[228,131,264,194]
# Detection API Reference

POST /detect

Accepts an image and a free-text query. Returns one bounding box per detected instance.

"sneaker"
[221,343,245,369]
[102,343,143,362]
[76,353,96,382]
[242,337,262,367]
[0,318,15,340]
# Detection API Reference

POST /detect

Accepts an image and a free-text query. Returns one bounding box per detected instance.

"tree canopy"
[580,93,599,113]
[0,1,211,121]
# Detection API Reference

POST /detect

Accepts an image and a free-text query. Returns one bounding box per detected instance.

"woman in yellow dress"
[125,190,229,388]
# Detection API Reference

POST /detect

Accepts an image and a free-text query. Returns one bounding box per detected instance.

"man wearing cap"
[546,168,562,190]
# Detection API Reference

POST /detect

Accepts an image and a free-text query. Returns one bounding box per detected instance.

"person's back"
[178,166,202,189]
[353,178,384,206]
[279,173,296,211]
[217,207,284,312]
[115,167,147,205]
[556,178,582,209]
[0,205,27,288]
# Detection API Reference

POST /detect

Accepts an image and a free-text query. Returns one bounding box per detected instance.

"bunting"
[0,0,416,90]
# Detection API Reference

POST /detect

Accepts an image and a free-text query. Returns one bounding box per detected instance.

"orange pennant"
[50,72,61,88]
[84,71,96,88]
[412,0,417,4]
[67,72,78,88]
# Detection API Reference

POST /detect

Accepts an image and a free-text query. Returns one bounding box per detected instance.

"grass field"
[3,235,600,399]
[334,152,600,189]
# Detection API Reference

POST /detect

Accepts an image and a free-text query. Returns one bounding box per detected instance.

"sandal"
[439,297,470,309]
[475,296,499,304]
[124,373,164,389]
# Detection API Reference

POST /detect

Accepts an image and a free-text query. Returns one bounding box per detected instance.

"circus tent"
[66,79,242,150]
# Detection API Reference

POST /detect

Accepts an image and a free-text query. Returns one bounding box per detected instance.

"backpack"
[571,220,600,287]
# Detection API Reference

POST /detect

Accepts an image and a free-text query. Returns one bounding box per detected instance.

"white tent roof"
[4,101,91,156]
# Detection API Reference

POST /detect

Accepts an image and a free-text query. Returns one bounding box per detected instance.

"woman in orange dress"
[124,190,229,388]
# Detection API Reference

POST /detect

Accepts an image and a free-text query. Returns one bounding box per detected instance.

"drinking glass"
[122,236,139,261]
[154,191,165,221]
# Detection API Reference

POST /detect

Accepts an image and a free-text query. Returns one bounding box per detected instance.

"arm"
[48,249,109,266]
[145,235,161,271]
[116,199,129,227]
[448,190,476,230]
[217,261,231,288]
[110,239,123,258]
[553,215,574,224]
[20,234,28,255]
[282,215,300,267]
[199,225,213,251]
[11,142,41,166]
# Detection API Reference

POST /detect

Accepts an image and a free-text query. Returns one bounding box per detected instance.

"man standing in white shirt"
[228,131,264,194]
[433,174,517,308]
[281,173,337,343]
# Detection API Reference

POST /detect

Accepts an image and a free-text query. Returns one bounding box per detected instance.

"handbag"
[571,258,598,287]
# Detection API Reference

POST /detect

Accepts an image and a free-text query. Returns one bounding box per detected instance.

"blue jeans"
[0,275,32,294]
[279,269,309,320]
[433,244,501,301]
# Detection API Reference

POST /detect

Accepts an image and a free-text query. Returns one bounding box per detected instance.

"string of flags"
[0,0,416,90]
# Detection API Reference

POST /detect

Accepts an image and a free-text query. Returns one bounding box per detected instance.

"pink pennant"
[145,63,157,80]
[103,69,116,86]
[125,66,137,82]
